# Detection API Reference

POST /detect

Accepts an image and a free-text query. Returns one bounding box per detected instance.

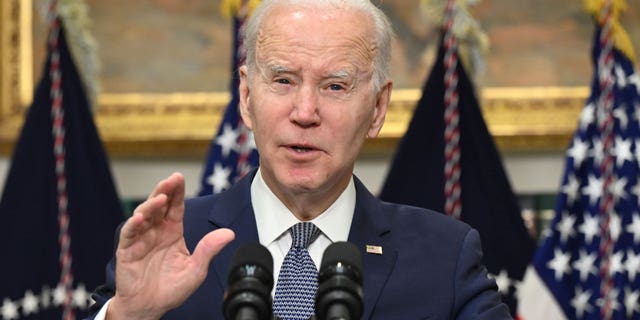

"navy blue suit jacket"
[89,171,511,319]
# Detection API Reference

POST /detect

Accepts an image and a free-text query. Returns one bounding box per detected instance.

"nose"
[290,85,320,127]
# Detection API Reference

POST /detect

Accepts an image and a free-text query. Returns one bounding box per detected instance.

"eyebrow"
[327,70,352,79]
[263,64,354,80]
[268,64,291,74]
[258,64,292,82]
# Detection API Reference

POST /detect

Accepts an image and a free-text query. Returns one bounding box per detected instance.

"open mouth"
[291,146,313,153]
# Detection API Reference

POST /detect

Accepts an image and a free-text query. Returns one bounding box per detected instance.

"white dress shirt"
[251,168,355,294]
[94,169,355,318]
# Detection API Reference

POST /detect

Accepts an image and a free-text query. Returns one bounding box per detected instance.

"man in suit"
[89,0,512,319]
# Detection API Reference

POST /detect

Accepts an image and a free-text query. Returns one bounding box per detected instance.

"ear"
[238,65,253,129]
[367,80,392,138]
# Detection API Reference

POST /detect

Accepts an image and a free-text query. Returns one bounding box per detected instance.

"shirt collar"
[251,168,355,245]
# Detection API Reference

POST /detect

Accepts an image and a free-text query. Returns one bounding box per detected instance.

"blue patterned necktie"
[273,222,321,320]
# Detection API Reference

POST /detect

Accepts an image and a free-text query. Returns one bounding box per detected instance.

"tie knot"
[290,222,320,249]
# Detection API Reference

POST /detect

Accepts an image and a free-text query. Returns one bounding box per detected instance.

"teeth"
[292,146,310,152]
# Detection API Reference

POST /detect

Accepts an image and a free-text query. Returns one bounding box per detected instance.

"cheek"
[251,97,283,125]
[250,102,290,144]
[347,107,375,136]
[329,111,370,147]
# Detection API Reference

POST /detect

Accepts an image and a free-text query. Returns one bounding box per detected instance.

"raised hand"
[106,173,235,320]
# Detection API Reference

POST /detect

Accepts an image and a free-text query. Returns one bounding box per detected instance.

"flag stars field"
[609,213,623,241]
[613,108,629,130]
[561,174,581,204]
[572,249,598,282]
[39,286,51,309]
[596,288,621,314]
[634,104,640,124]
[581,174,603,205]
[629,74,640,94]
[547,249,572,281]
[613,137,633,166]
[207,163,232,193]
[626,214,640,242]
[72,284,90,309]
[1,298,19,320]
[578,214,600,244]
[623,287,640,318]
[610,175,629,203]
[625,250,640,281]
[52,283,67,307]
[570,286,594,319]
[556,211,577,243]
[0,283,92,319]
[607,251,625,277]
[579,103,596,131]
[216,123,241,157]
[20,290,39,315]
[631,180,640,203]
[567,137,590,167]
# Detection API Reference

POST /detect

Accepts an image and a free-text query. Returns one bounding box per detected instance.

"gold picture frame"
[0,0,586,158]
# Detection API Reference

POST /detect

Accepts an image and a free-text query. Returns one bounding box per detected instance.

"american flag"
[198,2,258,196]
[518,13,640,320]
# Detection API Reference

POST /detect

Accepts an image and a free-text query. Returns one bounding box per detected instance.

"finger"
[132,193,169,227]
[147,172,183,200]
[119,194,168,249]
[191,228,235,274]
[164,172,186,223]
[118,211,145,250]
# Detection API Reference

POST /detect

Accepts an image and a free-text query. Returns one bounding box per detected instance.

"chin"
[279,169,323,191]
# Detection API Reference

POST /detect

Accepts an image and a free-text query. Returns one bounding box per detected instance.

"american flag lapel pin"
[366,245,383,255]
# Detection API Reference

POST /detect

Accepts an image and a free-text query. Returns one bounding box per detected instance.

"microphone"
[315,242,364,320]
[223,243,274,320]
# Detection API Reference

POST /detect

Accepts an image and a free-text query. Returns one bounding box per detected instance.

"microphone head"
[316,241,364,320]
[319,241,362,283]
[229,242,274,282]
[224,243,274,320]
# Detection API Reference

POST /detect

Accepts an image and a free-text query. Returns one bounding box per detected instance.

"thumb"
[191,228,235,272]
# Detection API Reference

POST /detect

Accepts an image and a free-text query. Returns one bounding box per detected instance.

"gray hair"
[242,0,393,92]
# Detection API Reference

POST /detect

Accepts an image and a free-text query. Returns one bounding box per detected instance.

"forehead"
[255,5,377,70]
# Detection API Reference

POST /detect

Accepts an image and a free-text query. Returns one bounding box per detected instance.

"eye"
[275,78,290,85]
[328,84,345,91]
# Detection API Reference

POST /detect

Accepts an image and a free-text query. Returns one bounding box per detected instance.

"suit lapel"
[207,171,260,289]
[348,177,397,320]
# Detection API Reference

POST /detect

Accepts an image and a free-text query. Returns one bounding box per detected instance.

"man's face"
[239,5,391,208]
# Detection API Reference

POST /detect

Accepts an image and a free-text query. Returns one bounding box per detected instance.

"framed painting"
[1,0,638,157]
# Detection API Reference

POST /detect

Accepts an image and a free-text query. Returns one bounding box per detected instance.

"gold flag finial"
[584,0,636,63]
[421,0,490,80]
[220,0,262,19]
[36,0,100,110]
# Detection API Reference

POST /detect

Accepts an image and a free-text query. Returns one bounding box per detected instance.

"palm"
[108,173,234,319]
